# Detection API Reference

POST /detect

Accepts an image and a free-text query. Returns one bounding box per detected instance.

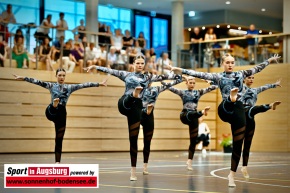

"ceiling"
[98,0,283,19]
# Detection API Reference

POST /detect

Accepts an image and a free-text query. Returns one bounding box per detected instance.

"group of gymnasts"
[13,52,281,187]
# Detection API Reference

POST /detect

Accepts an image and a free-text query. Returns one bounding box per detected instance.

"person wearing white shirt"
[35,14,55,42]
[86,42,101,66]
[156,52,173,75]
[56,12,68,40]
[111,29,123,52]
[0,4,16,23]
[107,46,117,68]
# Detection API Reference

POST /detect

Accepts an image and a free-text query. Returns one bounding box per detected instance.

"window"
[135,15,150,49]
[45,0,85,41]
[98,5,132,35]
[153,18,168,57]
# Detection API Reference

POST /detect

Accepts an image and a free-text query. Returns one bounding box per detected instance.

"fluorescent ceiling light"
[229,29,247,35]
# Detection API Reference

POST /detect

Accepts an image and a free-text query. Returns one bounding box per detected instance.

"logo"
[4,164,99,188]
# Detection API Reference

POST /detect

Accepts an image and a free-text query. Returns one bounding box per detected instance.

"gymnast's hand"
[100,78,109,87]
[12,74,25,80]
[267,54,281,64]
[275,78,282,87]
[170,67,183,74]
[84,65,96,72]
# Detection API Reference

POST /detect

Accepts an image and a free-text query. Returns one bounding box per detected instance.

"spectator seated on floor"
[196,117,210,154]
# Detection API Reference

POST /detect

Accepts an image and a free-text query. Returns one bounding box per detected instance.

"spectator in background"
[190,27,204,68]
[107,46,117,68]
[204,27,217,48]
[135,32,146,54]
[145,56,157,74]
[34,14,55,42]
[196,117,210,155]
[12,36,29,69]
[0,36,7,67]
[61,41,75,73]
[52,35,64,61]
[82,35,87,48]
[128,47,138,72]
[149,47,156,58]
[111,28,123,52]
[14,29,24,44]
[56,12,68,40]
[70,42,84,73]
[156,52,172,75]
[122,30,134,50]
[72,19,86,41]
[98,23,106,47]
[99,45,108,67]
[39,37,53,71]
[72,34,84,49]
[245,24,259,64]
[85,42,101,67]
[212,41,222,66]
[0,4,16,42]
[0,4,16,23]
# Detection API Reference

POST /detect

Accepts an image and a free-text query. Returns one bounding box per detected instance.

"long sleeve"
[158,79,183,93]
[241,60,270,78]
[256,83,277,94]
[150,73,182,82]
[95,66,130,81]
[198,85,218,96]
[168,87,184,97]
[70,82,99,93]
[182,69,220,82]
[24,77,53,89]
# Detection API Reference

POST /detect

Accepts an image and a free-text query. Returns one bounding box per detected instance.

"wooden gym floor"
[0,151,289,193]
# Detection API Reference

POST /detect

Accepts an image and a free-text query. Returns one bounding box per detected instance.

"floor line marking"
[99,183,223,193]
[210,166,290,188]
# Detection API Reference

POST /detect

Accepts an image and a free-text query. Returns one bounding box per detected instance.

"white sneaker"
[186,160,193,171]
[241,167,250,179]
[228,174,236,187]
[130,169,137,181]
[143,163,149,175]
[143,170,149,175]
[130,176,137,181]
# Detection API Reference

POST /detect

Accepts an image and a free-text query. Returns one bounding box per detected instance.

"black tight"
[218,100,246,172]
[196,134,210,147]
[242,105,270,166]
[45,104,67,163]
[180,109,203,159]
[118,94,143,167]
[140,109,154,163]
